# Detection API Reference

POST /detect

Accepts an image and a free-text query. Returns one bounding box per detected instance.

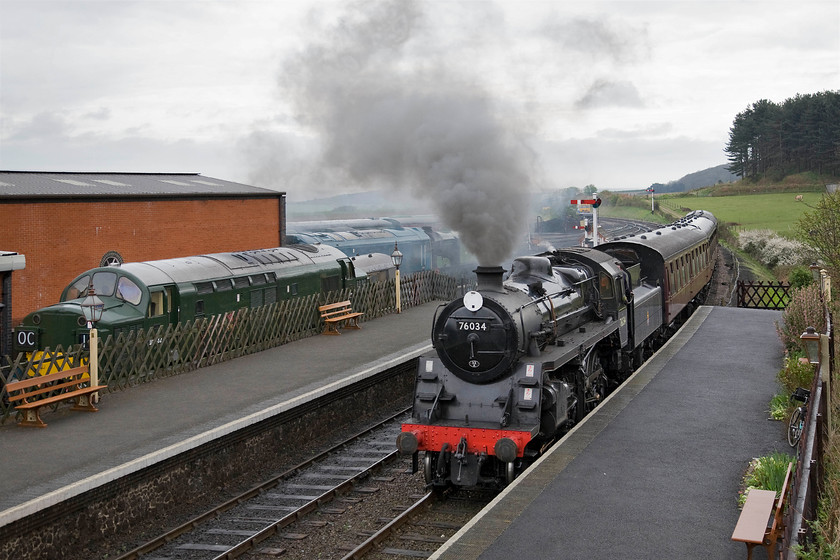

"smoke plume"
[277,0,534,265]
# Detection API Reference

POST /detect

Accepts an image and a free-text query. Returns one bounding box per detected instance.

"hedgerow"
[738,229,814,269]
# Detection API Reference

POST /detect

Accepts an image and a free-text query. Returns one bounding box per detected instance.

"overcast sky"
[1,0,838,203]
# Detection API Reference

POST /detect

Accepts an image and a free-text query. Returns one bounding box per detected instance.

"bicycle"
[788,387,811,447]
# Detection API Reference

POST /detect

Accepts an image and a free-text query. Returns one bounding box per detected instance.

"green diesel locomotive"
[14,244,368,354]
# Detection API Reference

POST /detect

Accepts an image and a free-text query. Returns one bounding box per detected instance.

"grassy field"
[658,192,823,236]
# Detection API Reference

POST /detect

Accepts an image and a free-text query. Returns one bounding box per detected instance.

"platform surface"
[432,305,788,560]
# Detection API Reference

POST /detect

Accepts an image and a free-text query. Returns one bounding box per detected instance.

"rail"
[113,409,411,560]
[340,491,437,560]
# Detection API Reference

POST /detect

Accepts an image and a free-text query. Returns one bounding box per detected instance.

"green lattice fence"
[0,270,468,424]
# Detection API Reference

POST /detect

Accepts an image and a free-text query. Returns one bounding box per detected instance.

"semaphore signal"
[570,197,601,246]
[570,198,602,208]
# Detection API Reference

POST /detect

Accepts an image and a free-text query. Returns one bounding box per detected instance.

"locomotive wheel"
[505,461,515,485]
[574,352,606,422]
[633,346,644,370]
[423,452,435,485]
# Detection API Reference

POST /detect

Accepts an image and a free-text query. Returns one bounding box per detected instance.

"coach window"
[673,261,679,291]
[678,260,683,289]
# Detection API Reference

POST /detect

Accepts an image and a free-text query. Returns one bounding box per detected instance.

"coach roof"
[0,171,283,199]
[600,210,717,261]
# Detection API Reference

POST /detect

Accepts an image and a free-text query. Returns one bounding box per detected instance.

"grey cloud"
[575,79,645,109]
[5,112,72,142]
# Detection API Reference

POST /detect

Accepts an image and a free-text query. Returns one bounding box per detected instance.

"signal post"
[570,197,602,247]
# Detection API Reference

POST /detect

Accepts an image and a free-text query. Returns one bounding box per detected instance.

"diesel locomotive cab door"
[337,259,356,289]
[146,288,171,330]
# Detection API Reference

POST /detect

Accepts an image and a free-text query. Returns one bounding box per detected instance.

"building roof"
[0,171,284,200]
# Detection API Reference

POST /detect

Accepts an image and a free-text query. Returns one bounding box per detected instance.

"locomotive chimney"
[474,265,506,293]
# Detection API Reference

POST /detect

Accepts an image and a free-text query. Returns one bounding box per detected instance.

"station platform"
[0,301,439,529]
[431,305,787,560]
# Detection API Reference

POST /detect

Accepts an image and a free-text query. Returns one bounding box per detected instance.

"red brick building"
[0,171,286,355]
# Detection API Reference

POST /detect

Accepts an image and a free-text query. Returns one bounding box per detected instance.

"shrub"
[738,229,814,269]
[789,266,815,289]
[776,284,827,353]
[777,354,817,396]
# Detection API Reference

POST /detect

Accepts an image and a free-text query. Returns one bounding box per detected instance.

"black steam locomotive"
[397,211,717,488]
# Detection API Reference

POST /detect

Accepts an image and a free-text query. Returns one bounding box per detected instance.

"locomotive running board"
[539,318,619,371]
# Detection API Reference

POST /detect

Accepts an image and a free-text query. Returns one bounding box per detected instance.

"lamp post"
[800,325,832,428]
[800,326,820,365]
[80,281,104,402]
[391,242,403,314]
[810,262,821,284]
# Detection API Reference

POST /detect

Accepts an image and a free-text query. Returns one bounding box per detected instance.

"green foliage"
[725,91,840,180]
[790,266,815,290]
[776,284,827,353]
[739,452,795,508]
[769,393,790,421]
[777,354,817,396]
[771,354,816,424]
[795,190,840,281]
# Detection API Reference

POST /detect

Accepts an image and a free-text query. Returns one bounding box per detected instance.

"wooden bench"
[4,366,107,428]
[318,300,364,335]
[731,462,793,560]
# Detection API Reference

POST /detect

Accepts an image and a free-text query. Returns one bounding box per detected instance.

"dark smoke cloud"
[274,0,535,266]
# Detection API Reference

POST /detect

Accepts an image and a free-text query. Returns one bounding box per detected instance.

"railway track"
[342,489,493,560]
[598,217,656,239]
[114,409,421,560]
[532,217,657,251]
